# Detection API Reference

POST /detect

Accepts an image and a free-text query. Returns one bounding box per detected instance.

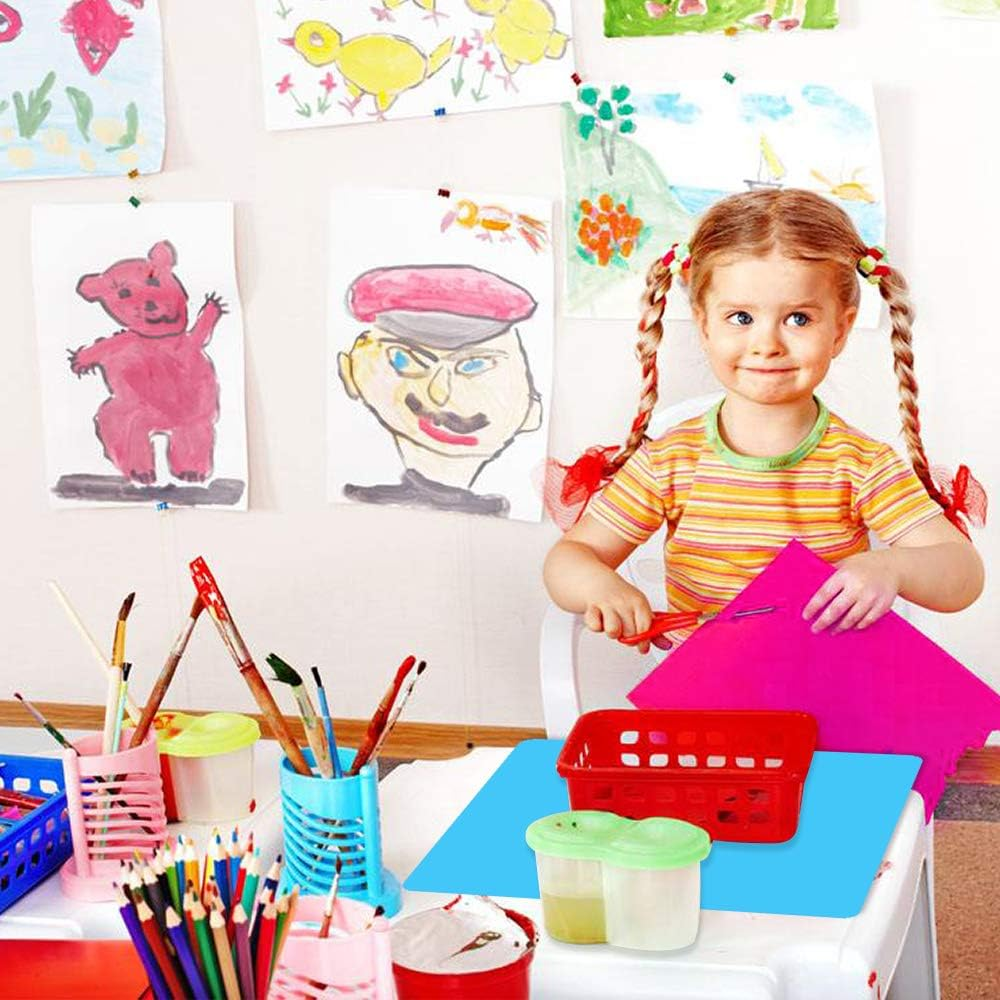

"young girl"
[544,189,985,653]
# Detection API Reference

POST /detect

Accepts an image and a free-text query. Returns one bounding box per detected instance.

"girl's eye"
[455,356,495,376]
[387,347,425,375]
[117,288,132,299]
[727,311,753,327]
[786,312,810,328]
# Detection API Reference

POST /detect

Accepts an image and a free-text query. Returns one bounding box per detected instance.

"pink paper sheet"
[629,540,1000,818]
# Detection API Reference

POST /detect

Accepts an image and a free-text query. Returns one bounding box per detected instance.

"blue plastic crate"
[0,753,73,913]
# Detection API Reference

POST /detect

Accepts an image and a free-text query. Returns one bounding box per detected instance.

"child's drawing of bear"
[68,240,227,484]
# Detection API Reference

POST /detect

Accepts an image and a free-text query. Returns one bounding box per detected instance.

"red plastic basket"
[557,709,817,843]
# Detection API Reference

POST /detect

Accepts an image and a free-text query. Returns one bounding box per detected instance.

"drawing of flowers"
[276,74,312,117]
[450,37,474,96]
[575,193,649,268]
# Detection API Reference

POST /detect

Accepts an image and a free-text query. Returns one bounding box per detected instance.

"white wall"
[2,1,997,731]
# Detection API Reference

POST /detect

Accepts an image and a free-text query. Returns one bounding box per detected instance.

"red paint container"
[392,908,538,1000]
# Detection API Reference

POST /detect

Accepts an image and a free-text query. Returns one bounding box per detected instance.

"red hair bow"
[543,446,619,532]
[931,464,988,539]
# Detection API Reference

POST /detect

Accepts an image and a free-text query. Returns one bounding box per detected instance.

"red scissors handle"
[618,604,779,647]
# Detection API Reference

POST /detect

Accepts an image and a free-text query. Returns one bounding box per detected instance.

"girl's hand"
[802,551,900,634]
[583,578,654,653]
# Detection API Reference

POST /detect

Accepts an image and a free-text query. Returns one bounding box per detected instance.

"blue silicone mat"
[404,740,921,918]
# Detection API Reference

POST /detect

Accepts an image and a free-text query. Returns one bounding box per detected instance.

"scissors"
[618,604,779,648]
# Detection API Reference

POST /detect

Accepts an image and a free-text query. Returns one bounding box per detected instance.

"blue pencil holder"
[0,753,73,914]
[279,747,401,916]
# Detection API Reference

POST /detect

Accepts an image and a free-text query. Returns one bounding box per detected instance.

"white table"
[1,734,939,1000]
[379,749,940,1000]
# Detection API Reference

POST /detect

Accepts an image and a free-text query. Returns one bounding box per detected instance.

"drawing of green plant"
[66,86,94,142]
[106,101,138,151]
[577,84,635,177]
[13,71,56,139]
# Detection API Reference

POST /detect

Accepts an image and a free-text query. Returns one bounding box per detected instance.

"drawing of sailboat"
[744,134,785,191]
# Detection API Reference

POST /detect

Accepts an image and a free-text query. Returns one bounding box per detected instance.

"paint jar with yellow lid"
[155,711,260,822]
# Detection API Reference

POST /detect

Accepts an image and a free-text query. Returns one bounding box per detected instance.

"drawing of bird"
[441,198,550,253]
[283,22,454,115]
[465,0,569,74]
[378,0,446,23]
[810,168,877,204]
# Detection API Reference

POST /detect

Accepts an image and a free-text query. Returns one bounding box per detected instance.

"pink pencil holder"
[269,895,394,1000]
[59,730,167,901]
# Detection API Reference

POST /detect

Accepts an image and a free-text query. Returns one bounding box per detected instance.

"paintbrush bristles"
[310,666,323,688]
[118,592,136,621]
[266,653,303,688]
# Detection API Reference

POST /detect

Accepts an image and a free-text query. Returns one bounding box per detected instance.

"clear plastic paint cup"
[526,811,628,944]
[525,810,711,951]
[155,711,259,823]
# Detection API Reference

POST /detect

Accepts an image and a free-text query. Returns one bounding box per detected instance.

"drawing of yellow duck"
[284,21,453,115]
[465,0,569,74]
[810,167,877,204]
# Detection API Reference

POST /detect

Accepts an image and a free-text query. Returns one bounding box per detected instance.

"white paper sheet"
[328,188,554,522]
[562,81,886,329]
[254,0,575,130]
[32,202,248,509]
[0,0,164,181]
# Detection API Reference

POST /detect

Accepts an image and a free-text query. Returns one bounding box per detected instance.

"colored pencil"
[102,593,135,754]
[13,693,77,752]
[349,654,416,774]
[184,884,205,977]
[228,828,241,898]
[270,891,289,978]
[47,580,142,723]
[267,653,334,778]
[240,851,261,918]
[185,841,200,897]
[210,904,241,1000]
[166,905,210,1000]
[232,904,256,1000]
[249,887,271,957]
[319,855,343,938]
[116,885,171,1000]
[130,596,204,748]
[311,666,342,778]
[192,897,224,1000]
[189,557,311,775]
[254,898,278,1000]
[212,834,230,911]
[273,885,298,975]
[137,897,187,1000]
[163,842,181,913]
[261,855,282,900]
[356,659,428,773]
[142,862,167,931]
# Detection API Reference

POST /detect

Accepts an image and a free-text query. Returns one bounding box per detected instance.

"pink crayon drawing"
[67,240,226,489]
[0,2,23,43]
[61,0,133,75]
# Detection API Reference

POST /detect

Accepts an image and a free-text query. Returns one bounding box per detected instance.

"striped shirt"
[589,399,942,626]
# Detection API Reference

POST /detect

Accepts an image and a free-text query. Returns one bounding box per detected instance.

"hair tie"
[662,242,692,277]
[857,246,891,285]
[931,464,988,539]
[543,445,620,531]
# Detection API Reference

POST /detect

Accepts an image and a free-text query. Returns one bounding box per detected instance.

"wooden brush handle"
[242,664,311,776]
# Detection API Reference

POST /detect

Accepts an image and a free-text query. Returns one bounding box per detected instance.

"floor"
[933,783,1000,1000]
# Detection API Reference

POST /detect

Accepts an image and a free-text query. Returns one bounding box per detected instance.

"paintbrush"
[110,662,132,754]
[130,596,204,749]
[102,593,135,754]
[318,855,343,939]
[353,660,427,773]
[349,655,416,774]
[47,580,142,724]
[189,558,311,776]
[13,693,77,752]
[311,667,342,779]
[266,654,333,778]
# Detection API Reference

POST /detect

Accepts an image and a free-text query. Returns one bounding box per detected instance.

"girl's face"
[692,251,857,407]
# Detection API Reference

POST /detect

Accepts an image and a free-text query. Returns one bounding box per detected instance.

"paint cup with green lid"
[155,711,260,822]
[525,810,711,951]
